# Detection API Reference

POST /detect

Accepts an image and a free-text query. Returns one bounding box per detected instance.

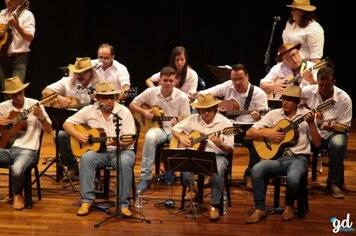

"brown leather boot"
[246,209,267,224]
[282,205,295,221]
[13,195,25,210]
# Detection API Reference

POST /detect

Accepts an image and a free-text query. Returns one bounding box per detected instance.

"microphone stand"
[264,18,279,74]
[94,106,123,228]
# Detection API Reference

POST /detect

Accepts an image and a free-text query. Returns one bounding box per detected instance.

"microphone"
[273,16,281,21]
[98,103,107,111]
[94,61,103,70]
[98,103,122,120]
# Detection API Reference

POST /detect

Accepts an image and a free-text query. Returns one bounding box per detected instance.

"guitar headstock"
[40,93,58,106]
[120,134,137,142]
[14,0,29,18]
[315,99,335,113]
[122,87,138,98]
[223,125,242,136]
[313,59,329,71]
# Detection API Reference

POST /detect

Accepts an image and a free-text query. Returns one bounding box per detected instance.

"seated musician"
[129,66,191,192]
[172,93,234,221]
[41,57,99,180]
[200,63,268,190]
[91,43,131,101]
[260,42,317,100]
[302,65,352,199]
[63,82,136,217]
[245,85,321,223]
[0,76,52,210]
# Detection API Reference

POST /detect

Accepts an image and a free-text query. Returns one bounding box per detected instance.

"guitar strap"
[243,84,254,110]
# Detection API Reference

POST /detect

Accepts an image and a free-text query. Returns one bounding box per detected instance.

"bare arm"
[145,77,155,87]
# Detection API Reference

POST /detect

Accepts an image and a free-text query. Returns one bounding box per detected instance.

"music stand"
[207,64,231,82]
[37,106,78,191]
[162,148,217,219]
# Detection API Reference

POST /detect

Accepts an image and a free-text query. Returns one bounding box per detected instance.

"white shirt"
[173,113,234,156]
[301,85,352,139]
[200,81,268,123]
[252,107,312,155]
[150,67,198,94]
[46,76,99,105]
[282,20,324,61]
[0,98,51,151]
[260,61,317,99]
[91,59,130,91]
[0,9,35,54]
[66,102,135,150]
[132,86,191,134]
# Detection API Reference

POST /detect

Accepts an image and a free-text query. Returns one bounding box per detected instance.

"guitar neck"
[152,116,177,122]
[191,129,225,145]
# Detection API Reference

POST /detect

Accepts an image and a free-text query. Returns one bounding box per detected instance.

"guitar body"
[169,131,205,150]
[0,23,12,58]
[253,119,298,160]
[49,96,80,109]
[70,125,106,157]
[218,100,240,112]
[132,104,162,132]
[0,111,28,148]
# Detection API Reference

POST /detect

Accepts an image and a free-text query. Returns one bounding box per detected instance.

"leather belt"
[7,52,28,57]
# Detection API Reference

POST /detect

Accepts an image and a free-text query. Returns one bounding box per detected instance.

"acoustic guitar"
[169,125,240,150]
[70,124,137,157]
[0,0,29,57]
[133,104,187,132]
[323,119,350,134]
[0,93,58,148]
[48,87,138,109]
[266,59,329,99]
[221,108,271,119]
[253,99,335,160]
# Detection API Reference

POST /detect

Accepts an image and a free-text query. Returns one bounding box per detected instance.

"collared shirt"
[46,76,99,105]
[260,61,317,99]
[173,113,234,156]
[252,107,312,155]
[302,85,352,139]
[132,86,191,134]
[0,8,35,54]
[200,81,268,124]
[0,98,51,151]
[150,67,198,94]
[91,59,130,91]
[66,102,135,150]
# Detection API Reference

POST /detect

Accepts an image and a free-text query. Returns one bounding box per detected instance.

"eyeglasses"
[282,51,299,62]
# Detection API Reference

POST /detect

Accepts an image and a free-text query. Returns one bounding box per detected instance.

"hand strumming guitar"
[264,129,286,144]
[178,134,192,148]
[0,116,11,126]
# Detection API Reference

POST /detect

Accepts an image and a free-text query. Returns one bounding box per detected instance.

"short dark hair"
[160,66,176,78]
[231,63,248,75]
[317,62,335,81]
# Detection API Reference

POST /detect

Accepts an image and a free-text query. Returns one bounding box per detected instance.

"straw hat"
[281,85,303,99]
[95,82,119,95]
[1,76,30,94]
[286,0,316,12]
[191,93,222,109]
[68,57,93,73]
[275,43,301,63]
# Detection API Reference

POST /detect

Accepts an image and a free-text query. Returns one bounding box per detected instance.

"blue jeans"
[79,149,135,208]
[0,54,28,90]
[140,127,171,180]
[323,133,348,187]
[56,130,78,170]
[0,147,38,195]
[251,155,308,209]
[182,154,228,205]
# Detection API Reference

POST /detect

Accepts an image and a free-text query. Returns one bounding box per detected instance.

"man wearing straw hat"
[41,57,100,181]
[63,82,136,217]
[260,42,317,100]
[172,93,234,221]
[0,76,52,210]
[245,85,321,223]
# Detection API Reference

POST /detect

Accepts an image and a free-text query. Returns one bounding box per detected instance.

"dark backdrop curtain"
[1,0,354,115]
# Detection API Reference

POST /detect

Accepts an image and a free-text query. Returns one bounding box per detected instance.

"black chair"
[180,151,233,215]
[272,174,309,220]
[0,130,44,209]
[95,117,141,202]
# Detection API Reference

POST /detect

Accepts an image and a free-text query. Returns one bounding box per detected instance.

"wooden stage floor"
[0,120,356,236]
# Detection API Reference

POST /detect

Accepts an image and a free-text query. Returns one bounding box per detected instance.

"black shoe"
[164,171,175,186]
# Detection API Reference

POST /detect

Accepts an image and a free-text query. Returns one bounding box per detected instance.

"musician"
[0,76,52,210]
[91,43,131,101]
[200,63,268,190]
[129,66,191,192]
[302,65,352,199]
[172,93,234,221]
[41,57,100,180]
[0,0,35,95]
[245,85,321,223]
[260,42,317,100]
[63,82,136,217]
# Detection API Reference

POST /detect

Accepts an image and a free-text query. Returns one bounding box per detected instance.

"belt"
[7,52,28,57]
